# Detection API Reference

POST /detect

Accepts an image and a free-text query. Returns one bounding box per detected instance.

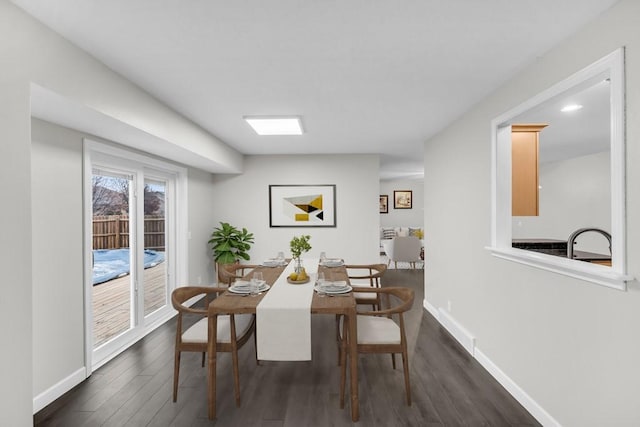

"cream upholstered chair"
[338,287,415,406]
[382,236,422,269]
[171,286,255,405]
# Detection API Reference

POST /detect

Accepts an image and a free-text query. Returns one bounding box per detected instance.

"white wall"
[379,179,424,228]
[211,154,380,268]
[31,119,85,402]
[513,150,611,254]
[0,3,242,422]
[424,1,640,425]
[187,168,219,285]
[29,118,219,408]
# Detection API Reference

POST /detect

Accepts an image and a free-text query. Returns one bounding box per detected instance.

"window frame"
[486,48,632,290]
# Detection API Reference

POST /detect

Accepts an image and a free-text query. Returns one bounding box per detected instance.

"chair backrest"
[388,236,422,262]
[217,264,241,286]
[354,287,414,317]
[345,263,387,286]
[217,263,259,285]
[171,285,227,315]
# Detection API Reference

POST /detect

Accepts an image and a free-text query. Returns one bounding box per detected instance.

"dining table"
[206,258,360,421]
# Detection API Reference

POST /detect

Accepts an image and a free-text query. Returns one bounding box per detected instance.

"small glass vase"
[294,257,304,274]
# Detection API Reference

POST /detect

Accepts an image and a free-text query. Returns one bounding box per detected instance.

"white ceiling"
[13,0,619,180]
[514,77,611,164]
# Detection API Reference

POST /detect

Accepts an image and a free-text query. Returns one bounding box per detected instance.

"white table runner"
[256,257,317,361]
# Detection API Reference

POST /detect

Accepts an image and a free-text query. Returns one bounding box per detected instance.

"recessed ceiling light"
[244,116,304,135]
[561,104,583,113]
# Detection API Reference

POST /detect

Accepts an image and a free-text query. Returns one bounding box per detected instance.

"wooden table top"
[208,262,354,315]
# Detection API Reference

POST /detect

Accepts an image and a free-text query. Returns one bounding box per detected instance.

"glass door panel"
[143,178,168,317]
[91,171,134,349]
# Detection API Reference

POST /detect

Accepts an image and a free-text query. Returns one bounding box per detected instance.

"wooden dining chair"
[344,263,386,310]
[171,286,255,405]
[338,287,415,406]
[333,264,387,363]
[217,263,259,286]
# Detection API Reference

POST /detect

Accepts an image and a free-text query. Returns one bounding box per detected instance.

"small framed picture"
[379,195,389,214]
[393,190,412,209]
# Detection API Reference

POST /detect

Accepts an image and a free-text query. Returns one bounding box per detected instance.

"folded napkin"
[257,258,318,361]
[231,280,250,288]
[322,280,348,291]
[322,258,344,266]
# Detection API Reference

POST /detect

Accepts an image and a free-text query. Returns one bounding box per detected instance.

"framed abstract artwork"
[379,195,389,214]
[394,190,412,209]
[269,184,337,227]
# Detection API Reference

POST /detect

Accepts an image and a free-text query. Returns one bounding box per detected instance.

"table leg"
[347,307,359,421]
[207,314,218,420]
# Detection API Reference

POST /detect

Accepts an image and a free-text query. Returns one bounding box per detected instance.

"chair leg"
[391,353,396,369]
[402,349,412,406]
[253,327,261,366]
[173,350,181,402]
[201,352,205,367]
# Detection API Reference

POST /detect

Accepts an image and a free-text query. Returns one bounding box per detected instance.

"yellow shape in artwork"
[309,196,323,210]
[295,213,310,221]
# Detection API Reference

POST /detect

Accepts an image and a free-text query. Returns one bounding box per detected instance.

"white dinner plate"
[228,282,270,294]
[315,284,352,294]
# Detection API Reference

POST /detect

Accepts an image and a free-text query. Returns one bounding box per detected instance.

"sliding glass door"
[86,141,185,370]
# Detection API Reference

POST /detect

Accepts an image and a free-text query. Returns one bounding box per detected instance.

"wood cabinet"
[512,124,547,216]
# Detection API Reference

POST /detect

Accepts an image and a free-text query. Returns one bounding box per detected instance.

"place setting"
[314,271,352,297]
[228,272,270,296]
[261,251,288,267]
[319,251,344,267]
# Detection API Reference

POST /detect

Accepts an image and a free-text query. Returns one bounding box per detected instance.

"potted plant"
[290,234,311,274]
[208,222,255,276]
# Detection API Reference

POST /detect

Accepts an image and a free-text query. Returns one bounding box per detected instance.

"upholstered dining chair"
[338,287,415,406]
[344,263,387,310]
[382,236,422,269]
[171,286,255,405]
[336,264,387,361]
[217,263,259,286]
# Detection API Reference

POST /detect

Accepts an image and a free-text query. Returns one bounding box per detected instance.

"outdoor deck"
[92,263,167,347]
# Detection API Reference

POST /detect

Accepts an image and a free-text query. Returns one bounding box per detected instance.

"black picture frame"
[269,184,337,227]
[393,190,412,209]
[380,195,389,213]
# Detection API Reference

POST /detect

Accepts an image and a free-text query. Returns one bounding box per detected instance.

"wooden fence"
[93,215,165,251]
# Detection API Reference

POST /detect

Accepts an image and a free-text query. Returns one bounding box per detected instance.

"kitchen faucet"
[567,228,612,259]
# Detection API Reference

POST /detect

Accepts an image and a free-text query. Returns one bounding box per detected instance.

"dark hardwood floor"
[34,269,540,426]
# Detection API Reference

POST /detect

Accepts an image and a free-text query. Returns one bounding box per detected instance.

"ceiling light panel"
[244,116,303,135]
[561,104,583,112]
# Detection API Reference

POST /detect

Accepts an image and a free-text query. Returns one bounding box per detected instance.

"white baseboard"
[437,307,476,356]
[422,300,559,427]
[423,298,438,319]
[34,293,204,414]
[33,367,86,414]
[475,349,561,427]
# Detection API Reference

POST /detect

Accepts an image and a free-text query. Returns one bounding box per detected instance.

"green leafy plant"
[290,234,312,260]
[208,222,255,265]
